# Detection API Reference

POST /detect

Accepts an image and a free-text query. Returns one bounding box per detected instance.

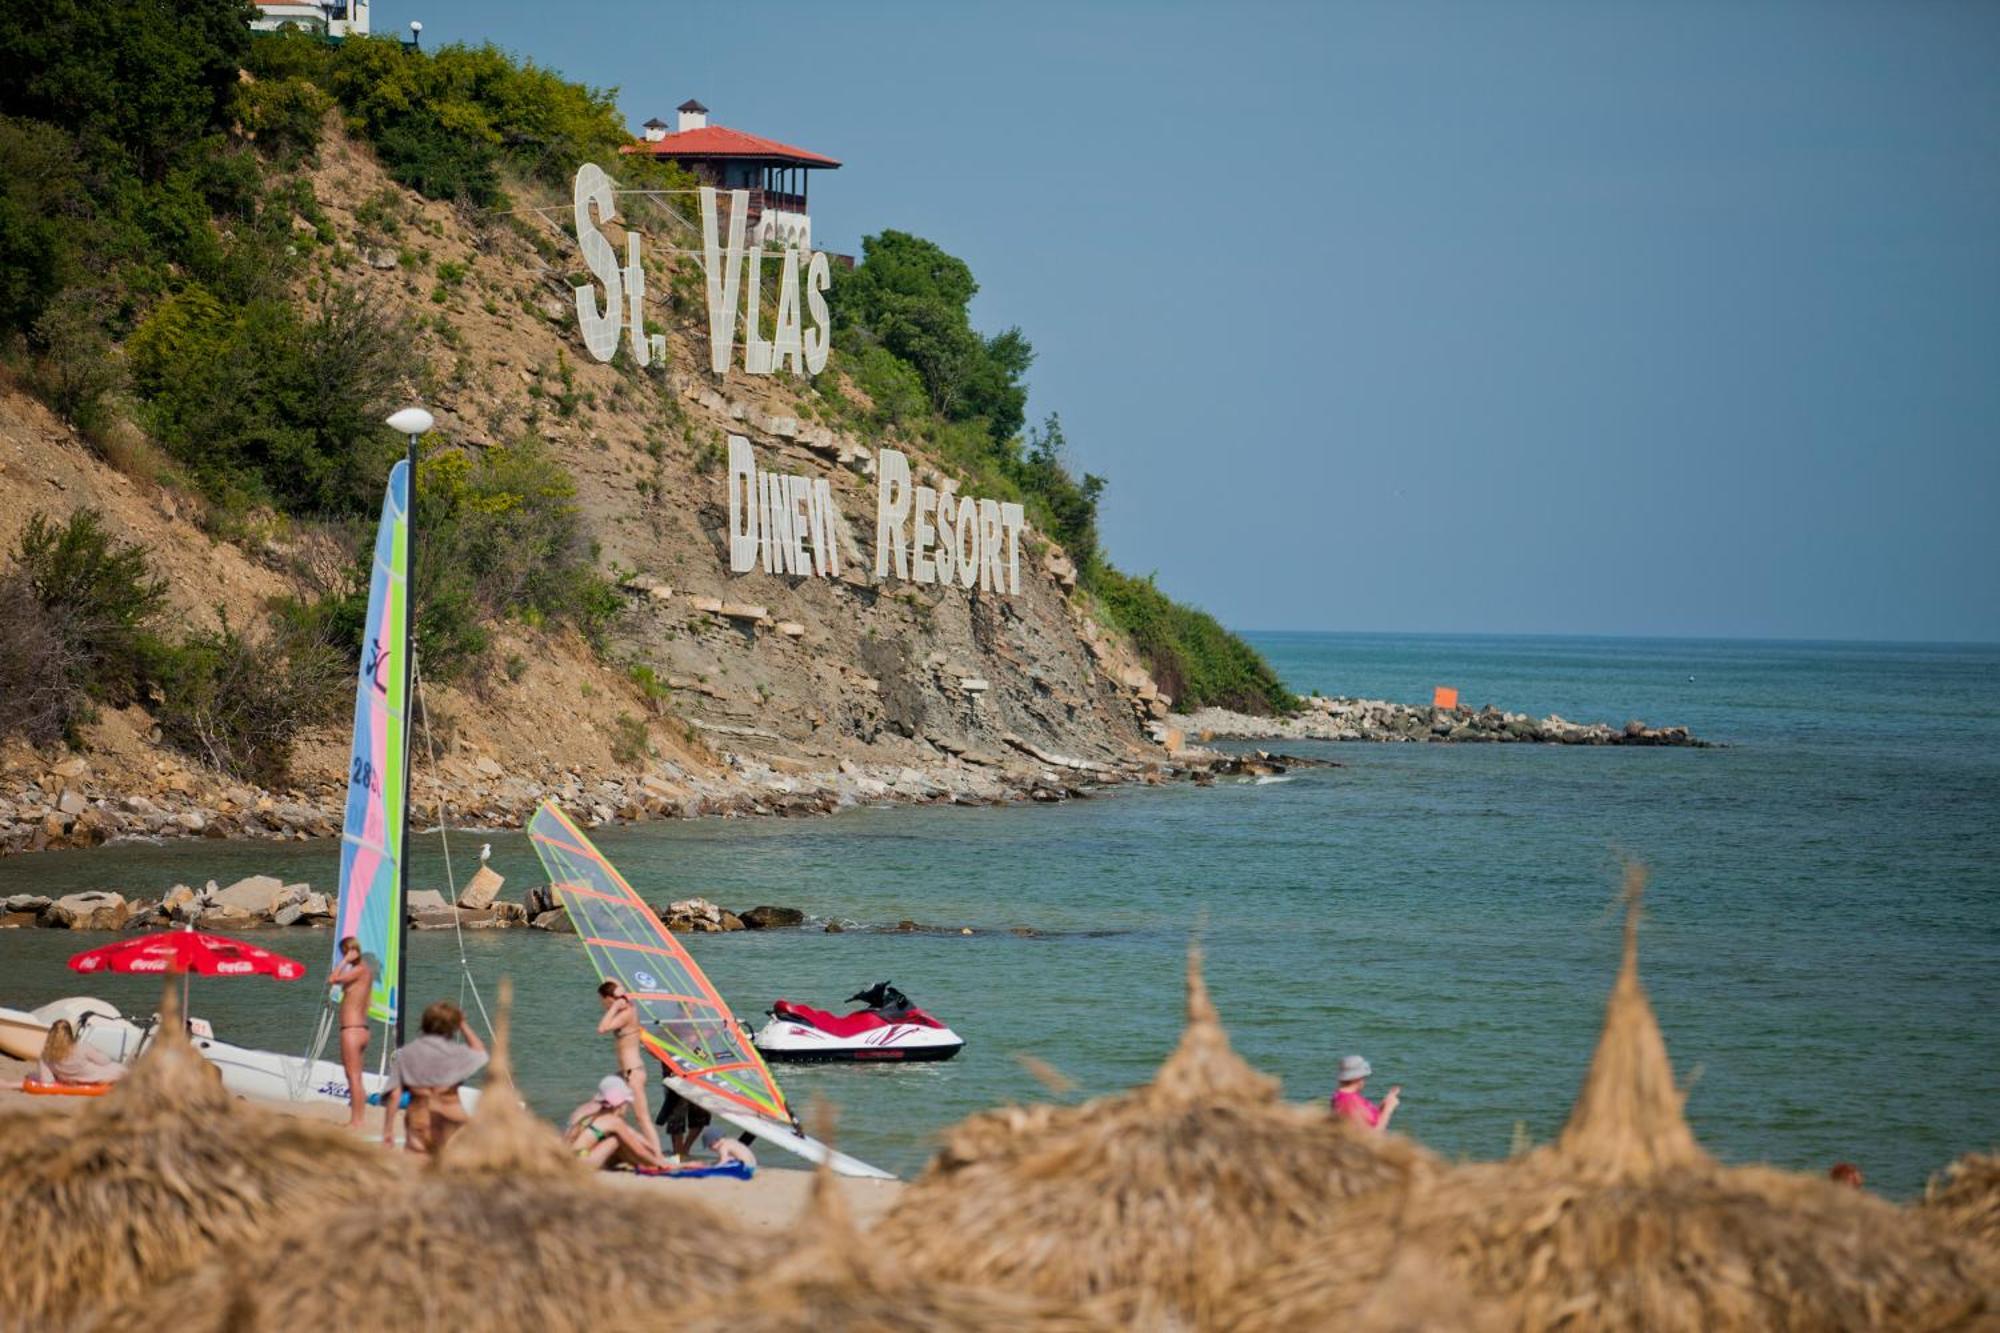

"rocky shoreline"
[1180,695,1708,747]
[0,740,1320,857]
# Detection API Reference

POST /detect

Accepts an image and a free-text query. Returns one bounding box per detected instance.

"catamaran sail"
[334,457,411,1025]
[526,801,893,1179]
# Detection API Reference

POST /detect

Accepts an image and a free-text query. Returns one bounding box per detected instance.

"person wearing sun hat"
[1330,1054,1400,1132]
[564,1073,671,1171]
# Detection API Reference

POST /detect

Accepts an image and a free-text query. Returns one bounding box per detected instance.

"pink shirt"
[1332,1088,1381,1128]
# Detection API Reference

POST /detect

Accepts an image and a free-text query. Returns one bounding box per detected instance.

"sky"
[374,0,1998,641]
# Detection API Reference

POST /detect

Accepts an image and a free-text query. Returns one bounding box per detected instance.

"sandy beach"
[0,1053,902,1236]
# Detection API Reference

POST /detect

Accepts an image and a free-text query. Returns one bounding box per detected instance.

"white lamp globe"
[386,407,434,436]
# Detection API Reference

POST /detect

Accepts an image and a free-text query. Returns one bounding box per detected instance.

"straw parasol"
[680,1109,1113,1333]
[873,946,1434,1326]
[1211,865,1998,1332]
[0,983,394,1328]
[1921,1152,2000,1258]
[88,981,768,1333]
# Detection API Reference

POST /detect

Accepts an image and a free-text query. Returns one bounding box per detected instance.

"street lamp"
[382,404,430,1049]
[408,19,422,47]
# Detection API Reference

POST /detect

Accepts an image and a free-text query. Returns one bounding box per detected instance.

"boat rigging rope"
[413,656,493,1039]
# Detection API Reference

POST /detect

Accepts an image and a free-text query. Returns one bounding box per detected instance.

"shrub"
[609,712,648,765]
[0,577,86,745]
[27,288,123,436]
[148,611,346,783]
[232,76,333,164]
[1092,566,1294,716]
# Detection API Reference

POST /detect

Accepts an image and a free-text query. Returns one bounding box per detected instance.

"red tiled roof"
[623,123,840,168]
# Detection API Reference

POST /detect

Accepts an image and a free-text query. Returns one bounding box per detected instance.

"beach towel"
[392,1034,487,1089]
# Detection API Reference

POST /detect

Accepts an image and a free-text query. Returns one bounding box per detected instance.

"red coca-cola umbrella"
[69,923,306,1014]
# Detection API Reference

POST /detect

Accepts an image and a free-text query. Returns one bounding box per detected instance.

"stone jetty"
[1179,695,1707,747]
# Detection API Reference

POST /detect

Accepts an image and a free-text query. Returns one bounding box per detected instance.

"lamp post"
[408,19,422,48]
[384,406,430,1049]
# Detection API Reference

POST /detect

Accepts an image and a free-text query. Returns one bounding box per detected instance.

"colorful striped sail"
[333,460,410,1024]
[526,801,795,1127]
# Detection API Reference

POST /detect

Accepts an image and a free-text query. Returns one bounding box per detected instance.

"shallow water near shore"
[4,633,1996,1194]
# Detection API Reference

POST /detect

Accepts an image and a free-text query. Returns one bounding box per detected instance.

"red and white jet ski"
[751,981,965,1064]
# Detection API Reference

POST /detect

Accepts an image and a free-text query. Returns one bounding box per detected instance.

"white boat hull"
[751,1015,965,1064]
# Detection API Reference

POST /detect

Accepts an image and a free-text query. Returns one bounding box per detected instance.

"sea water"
[2,634,1995,1195]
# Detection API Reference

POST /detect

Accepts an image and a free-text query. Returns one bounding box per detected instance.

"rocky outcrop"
[658,897,745,933]
[740,904,805,929]
[39,891,131,930]
[1181,697,1708,748]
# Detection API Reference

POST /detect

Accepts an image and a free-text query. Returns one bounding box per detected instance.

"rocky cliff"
[0,121,1191,854]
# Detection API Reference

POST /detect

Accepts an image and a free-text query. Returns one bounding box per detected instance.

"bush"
[129,283,410,514]
[609,712,648,765]
[27,287,122,436]
[232,76,333,164]
[1092,567,1294,716]
[0,577,87,745]
[148,611,346,783]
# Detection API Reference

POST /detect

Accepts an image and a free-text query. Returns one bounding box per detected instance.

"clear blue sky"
[379,1,1998,641]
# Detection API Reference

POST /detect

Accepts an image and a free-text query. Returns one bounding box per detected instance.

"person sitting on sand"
[328,936,374,1129]
[566,1074,671,1171]
[381,1001,487,1154]
[690,1122,757,1170]
[36,1019,126,1086]
[597,980,664,1157]
[1330,1055,1399,1132]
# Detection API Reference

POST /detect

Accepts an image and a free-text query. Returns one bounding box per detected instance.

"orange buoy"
[1432,685,1459,710]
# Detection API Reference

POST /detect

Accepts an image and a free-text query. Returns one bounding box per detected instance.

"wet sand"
[0,1053,902,1234]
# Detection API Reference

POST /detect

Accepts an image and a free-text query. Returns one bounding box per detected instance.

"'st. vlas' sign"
[571,165,1023,597]
[571,165,830,377]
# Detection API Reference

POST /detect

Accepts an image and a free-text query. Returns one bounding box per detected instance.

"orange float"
[20,1077,112,1097]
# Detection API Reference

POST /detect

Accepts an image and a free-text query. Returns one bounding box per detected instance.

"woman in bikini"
[565,1075,670,1170]
[329,936,374,1129]
[596,980,664,1157]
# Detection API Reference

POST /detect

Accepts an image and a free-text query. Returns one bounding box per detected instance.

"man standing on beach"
[598,980,664,1157]
[328,937,373,1129]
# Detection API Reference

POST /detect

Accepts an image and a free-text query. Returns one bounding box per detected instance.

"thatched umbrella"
[1921,1152,2000,1258]
[681,1110,1112,1333]
[873,947,1433,1326]
[1212,866,1998,1332]
[88,983,766,1332]
[0,983,394,1328]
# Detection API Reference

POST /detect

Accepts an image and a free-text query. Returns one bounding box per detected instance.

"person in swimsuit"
[1330,1054,1400,1132]
[329,936,374,1129]
[36,1019,126,1086]
[565,1075,669,1171]
[597,980,663,1157]
[380,1000,487,1155]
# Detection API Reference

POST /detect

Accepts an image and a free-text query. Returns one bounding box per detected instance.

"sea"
[2,633,1996,1197]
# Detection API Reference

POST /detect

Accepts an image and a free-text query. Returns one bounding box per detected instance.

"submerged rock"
[740,904,805,929]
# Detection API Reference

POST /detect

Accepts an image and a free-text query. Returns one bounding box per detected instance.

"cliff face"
[0,121,1179,852]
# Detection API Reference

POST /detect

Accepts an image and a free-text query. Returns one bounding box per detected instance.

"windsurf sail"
[526,801,792,1127]
[333,459,411,1024]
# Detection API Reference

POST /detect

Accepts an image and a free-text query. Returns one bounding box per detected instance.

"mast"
[385,407,434,1050]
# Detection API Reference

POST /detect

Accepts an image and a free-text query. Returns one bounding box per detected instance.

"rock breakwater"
[1181,695,1708,747]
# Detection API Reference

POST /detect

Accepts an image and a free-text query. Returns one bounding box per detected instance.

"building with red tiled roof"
[623,99,840,249]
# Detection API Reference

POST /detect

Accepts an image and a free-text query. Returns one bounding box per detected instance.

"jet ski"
[751,981,965,1064]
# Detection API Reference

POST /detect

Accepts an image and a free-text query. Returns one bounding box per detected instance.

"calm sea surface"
[3,633,1996,1195]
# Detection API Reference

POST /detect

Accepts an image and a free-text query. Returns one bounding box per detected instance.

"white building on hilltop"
[249,0,369,38]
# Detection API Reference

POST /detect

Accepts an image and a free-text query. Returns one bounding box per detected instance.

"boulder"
[213,874,286,915]
[406,889,450,914]
[40,891,130,930]
[298,891,332,919]
[3,893,52,915]
[161,884,201,923]
[56,790,88,816]
[409,907,462,931]
[740,905,805,929]
[459,865,505,912]
[196,903,257,929]
[272,903,305,927]
[661,897,727,932]
[530,909,575,933]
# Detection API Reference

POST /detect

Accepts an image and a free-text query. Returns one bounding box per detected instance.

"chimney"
[677,98,709,133]
[641,117,669,143]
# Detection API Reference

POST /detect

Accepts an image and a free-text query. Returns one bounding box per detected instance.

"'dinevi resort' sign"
[569,165,1026,596]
